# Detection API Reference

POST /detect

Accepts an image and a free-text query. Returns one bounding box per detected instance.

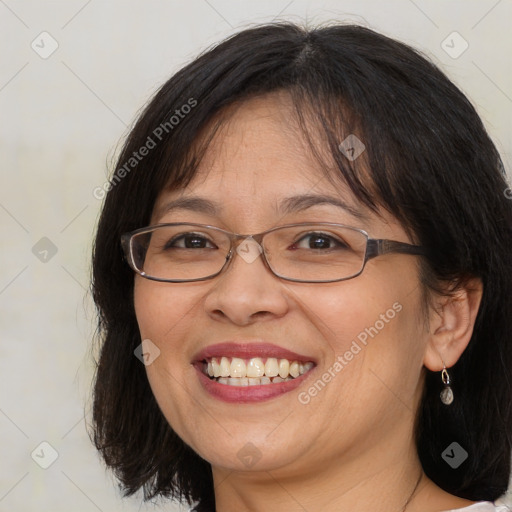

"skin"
[134,92,483,512]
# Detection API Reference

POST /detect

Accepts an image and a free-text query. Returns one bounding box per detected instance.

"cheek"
[299,276,426,422]
[133,278,204,341]
[133,279,204,439]
[298,268,425,370]
[299,280,394,347]
[133,279,204,394]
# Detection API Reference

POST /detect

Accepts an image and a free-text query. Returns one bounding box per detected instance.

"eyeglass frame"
[121,222,427,284]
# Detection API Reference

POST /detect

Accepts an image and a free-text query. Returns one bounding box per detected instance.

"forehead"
[195,93,323,185]
[155,93,353,207]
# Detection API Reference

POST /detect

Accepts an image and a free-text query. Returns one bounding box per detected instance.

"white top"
[444,502,511,511]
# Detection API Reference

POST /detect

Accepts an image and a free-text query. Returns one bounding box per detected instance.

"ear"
[423,277,483,371]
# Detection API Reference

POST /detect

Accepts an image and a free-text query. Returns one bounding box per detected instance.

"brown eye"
[291,233,349,250]
[165,233,216,249]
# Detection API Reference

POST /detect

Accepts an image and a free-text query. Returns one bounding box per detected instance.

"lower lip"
[194,364,314,403]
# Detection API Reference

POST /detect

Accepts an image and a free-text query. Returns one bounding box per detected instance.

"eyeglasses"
[121,222,426,284]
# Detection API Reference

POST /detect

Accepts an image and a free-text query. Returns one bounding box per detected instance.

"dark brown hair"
[91,23,512,511]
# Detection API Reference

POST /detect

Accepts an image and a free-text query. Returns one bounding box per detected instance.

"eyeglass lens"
[129,224,368,282]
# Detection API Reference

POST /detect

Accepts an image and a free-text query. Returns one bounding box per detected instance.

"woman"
[91,23,512,511]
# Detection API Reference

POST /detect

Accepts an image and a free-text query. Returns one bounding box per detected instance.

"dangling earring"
[440,364,454,405]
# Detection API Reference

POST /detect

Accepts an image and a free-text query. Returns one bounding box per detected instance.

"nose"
[203,237,289,326]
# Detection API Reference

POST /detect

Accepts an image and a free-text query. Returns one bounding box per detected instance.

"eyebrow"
[158,197,220,217]
[279,194,367,220]
[157,193,367,221]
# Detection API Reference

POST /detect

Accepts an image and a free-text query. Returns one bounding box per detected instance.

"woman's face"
[134,93,429,477]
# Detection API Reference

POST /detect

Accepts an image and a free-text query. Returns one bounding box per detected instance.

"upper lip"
[192,342,317,363]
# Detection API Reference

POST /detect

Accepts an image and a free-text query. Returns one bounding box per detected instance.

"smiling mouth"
[200,356,315,386]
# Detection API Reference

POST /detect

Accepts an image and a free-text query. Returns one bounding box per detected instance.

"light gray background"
[1,1,511,511]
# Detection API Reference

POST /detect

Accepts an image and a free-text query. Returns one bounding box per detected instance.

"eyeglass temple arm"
[365,239,427,261]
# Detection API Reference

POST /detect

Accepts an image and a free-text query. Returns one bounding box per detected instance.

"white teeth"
[230,357,246,378]
[264,357,279,377]
[289,361,300,378]
[204,356,315,382]
[220,357,231,377]
[229,377,248,386]
[278,359,289,379]
[212,358,221,377]
[215,374,305,386]
[246,357,265,378]
[303,362,314,373]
